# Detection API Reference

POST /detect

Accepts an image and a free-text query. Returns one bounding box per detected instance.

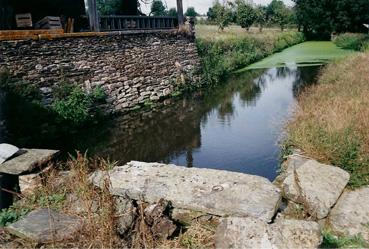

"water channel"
[0,41,354,192]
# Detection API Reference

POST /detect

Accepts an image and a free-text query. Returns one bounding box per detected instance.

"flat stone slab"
[328,187,369,241]
[0,144,19,164]
[0,149,59,175]
[215,217,322,249]
[282,159,350,219]
[90,161,281,222]
[6,209,83,243]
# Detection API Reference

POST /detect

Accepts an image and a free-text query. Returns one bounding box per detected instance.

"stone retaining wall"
[0,31,200,112]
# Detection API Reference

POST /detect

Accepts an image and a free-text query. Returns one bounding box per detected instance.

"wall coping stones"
[90,161,282,222]
[0,29,179,42]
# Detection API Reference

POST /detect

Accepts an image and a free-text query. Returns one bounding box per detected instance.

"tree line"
[207,0,294,32]
[96,0,369,38]
[293,0,369,39]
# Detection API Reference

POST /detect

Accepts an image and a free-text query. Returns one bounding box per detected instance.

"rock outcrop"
[90,161,282,222]
[215,217,322,249]
[281,159,350,219]
[328,186,369,240]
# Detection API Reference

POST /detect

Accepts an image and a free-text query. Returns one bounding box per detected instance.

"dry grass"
[0,153,121,248]
[160,221,217,249]
[196,24,295,41]
[285,53,369,187]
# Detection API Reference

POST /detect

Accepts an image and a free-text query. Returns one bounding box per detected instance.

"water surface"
[241,41,355,70]
[0,66,320,181]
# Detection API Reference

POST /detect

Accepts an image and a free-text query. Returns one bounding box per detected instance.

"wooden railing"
[99,16,178,31]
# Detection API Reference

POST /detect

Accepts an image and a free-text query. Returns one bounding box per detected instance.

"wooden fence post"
[176,0,184,30]
[87,0,100,32]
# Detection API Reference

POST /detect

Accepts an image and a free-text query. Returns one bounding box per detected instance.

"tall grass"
[196,25,305,85]
[285,53,369,187]
[333,33,369,51]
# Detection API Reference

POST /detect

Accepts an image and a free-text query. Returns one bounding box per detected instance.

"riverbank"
[196,25,305,85]
[284,52,369,188]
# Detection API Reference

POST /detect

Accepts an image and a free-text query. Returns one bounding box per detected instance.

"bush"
[334,33,369,51]
[51,84,106,126]
[197,31,305,85]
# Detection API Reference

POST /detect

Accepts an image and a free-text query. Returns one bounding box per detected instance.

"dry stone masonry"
[0,32,200,112]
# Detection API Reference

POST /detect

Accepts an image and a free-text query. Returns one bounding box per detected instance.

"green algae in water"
[239,41,356,71]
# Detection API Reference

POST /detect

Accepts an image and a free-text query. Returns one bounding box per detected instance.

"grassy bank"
[284,53,369,188]
[333,33,369,51]
[196,25,305,85]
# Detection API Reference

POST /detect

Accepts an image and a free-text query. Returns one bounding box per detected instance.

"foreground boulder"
[6,209,83,243]
[282,160,349,219]
[328,186,369,241]
[215,217,322,249]
[90,161,281,222]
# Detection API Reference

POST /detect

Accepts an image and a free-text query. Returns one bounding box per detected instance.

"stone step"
[90,161,282,222]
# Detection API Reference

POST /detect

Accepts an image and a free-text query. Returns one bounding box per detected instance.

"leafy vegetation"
[196,27,305,85]
[211,1,233,31]
[321,231,369,248]
[96,0,123,15]
[185,7,198,17]
[334,33,369,51]
[266,0,293,31]
[0,68,106,127]
[235,0,256,31]
[51,83,106,126]
[293,0,369,38]
[208,0,295,31]
[285,53,369,187]
[150,0,167,16]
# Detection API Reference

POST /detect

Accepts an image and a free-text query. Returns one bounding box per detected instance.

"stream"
[0,66,320,181]
[0,42,355,208]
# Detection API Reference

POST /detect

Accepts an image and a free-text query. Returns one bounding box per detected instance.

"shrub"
[334,33,369,51]
[51,84,106,126]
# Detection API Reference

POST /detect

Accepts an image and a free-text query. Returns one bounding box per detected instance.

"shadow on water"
[0,66,321,186]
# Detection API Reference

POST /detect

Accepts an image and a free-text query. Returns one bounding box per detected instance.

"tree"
[97,0,123,15]
[185,7,198,17]
[150,0,167,16]
[207,7,216,21]
[236,0,256,31]
[267,0,292,31]
[213,1,233,31]
[168,7,178,17]
[293,0,369,38]
[255,5,267,32]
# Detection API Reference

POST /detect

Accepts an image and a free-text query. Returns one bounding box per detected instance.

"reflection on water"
[0,66,320,181]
